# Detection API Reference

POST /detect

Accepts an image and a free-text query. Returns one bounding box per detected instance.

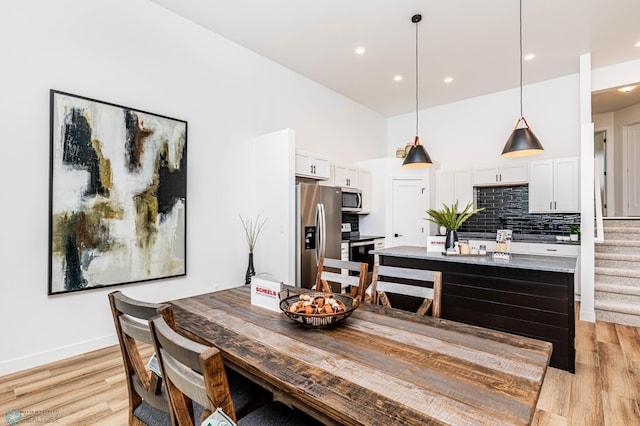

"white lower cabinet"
[467,240,579,257]
[373,238,385,265]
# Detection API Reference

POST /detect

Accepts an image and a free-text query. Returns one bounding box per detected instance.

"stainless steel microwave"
[341,187,362,212]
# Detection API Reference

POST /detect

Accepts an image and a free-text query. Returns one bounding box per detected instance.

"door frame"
[386,176,429,247]
[623,122,640,216]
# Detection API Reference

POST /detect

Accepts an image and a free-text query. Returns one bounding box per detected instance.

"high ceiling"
[151,0,640,117]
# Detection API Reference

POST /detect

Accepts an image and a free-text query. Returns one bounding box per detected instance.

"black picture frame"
[49,90,187,295]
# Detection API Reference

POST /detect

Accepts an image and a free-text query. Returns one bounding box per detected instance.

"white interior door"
[625,123,640,216]
[391,178,427,247]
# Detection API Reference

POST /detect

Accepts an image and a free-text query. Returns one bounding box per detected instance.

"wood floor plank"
[535,368,573,417]
[595,321,620,344]
[598,341,640,399]
[575,317,598,366]
[567,362,604,426]
[531,409,569,426]
[601,391,640,426]
[616,324,640,363]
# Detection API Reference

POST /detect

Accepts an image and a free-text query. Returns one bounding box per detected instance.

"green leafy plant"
[425,200,484,231]
[239,214,268,253]
[567,225,580,235]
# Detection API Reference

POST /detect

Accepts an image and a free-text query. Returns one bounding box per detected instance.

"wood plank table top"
[169,285,552,426]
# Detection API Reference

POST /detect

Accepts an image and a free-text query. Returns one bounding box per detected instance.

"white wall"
[388,74,581,168]
[0,0,386,374]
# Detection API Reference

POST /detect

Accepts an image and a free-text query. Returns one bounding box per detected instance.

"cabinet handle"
[546,248,558,252]
[554,201,557,210]
[550,201,553,210]
[499,174,502,182]
[496,174,499,182]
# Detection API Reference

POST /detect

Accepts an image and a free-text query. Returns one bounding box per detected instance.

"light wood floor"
[1,313,639,425]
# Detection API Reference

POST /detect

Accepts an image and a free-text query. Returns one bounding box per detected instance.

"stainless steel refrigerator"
[296,183,342,288]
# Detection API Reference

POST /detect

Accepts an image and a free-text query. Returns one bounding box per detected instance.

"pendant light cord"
[519,0,523,119]
[415,17,419,137]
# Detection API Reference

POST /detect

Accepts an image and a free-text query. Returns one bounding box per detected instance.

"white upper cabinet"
[295,151,330,180]
[473,164,528,186]
[334,165,359,188]
[436,169,473,210]
[529,157,580,213]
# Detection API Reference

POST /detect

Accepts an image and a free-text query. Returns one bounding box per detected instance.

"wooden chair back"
[108,291,174,424]
[315,257,368,301]
[149,314,237,425]
[370,265,442,317]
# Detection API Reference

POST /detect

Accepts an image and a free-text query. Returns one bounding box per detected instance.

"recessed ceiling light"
[394,75,403,81]
[444,77,453,83]
[355,47,366,55]
[618,85,637,93]
[524,53,536,61]
[635,41,640,47]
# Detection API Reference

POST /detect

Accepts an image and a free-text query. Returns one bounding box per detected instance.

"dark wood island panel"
[373,246,576,373]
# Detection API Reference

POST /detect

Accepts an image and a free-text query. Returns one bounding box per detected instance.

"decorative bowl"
[279,291,359,329]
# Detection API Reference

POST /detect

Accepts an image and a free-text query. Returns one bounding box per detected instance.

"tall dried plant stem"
[239,214,268,253]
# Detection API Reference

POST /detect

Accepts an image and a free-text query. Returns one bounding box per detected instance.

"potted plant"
[567,224,580,241]
[425,200,484,249]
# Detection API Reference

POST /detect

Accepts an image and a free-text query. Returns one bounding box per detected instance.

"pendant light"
[403,14,433,168]
[501,0,544,158]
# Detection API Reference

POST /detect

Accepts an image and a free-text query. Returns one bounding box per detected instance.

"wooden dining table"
[169,285,552,425]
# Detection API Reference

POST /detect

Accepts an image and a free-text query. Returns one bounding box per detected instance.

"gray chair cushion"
[226,367,271,417]
[133,401,172,426]
[238,402,323,426]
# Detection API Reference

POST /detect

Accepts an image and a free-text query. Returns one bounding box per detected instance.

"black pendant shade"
[502,117,544,158]
[501,0,544,158]
[402,14,433,168]
[403,136,433,168]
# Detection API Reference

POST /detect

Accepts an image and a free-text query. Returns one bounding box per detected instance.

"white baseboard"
[579,308,596,323]
[0,334,118,377]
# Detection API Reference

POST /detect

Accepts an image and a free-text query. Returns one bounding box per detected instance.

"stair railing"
[594,159,604,243]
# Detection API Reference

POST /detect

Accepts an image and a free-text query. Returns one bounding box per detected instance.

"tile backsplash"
[458,185,580,236]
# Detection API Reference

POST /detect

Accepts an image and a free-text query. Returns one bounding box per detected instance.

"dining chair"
[315,257,368,301]
[370,264,442,317]
[108,291,175,425]
[148,315,322,426]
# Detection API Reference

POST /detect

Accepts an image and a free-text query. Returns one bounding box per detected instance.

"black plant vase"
[445,230,458,250]
[245,253,256,284]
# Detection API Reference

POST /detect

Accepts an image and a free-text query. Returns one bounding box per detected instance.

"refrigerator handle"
[315,203,322,265]
[320,203,327,260]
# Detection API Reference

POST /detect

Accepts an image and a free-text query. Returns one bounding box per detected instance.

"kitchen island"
[371,245,577,372]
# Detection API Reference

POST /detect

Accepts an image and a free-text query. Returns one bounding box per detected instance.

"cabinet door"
[345,168,358,187]
[529,161,554,212]
[554,158,579,212]
[473,166,500,185]
[436,170,456,208]
[313,156,331,179]
[295,152,314,177]
[454,169,473,209]
[358,168,372,214]
[500,164,528,184]
[334,165,347,186]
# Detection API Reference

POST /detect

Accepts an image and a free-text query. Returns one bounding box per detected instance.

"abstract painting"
[49,90,187,295]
